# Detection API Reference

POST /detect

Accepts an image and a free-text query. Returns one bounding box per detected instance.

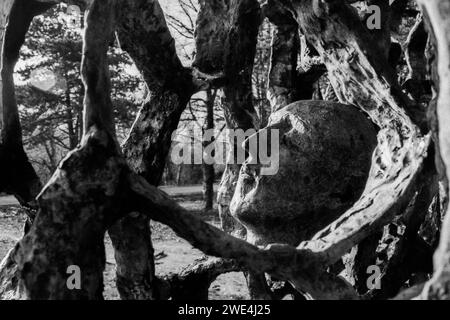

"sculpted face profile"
[230,101,377,247]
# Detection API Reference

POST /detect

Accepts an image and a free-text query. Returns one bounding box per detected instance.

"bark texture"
[403,15,431,103]
[263,0,300,112]
[202,90,216,210]
[160,257,241,300]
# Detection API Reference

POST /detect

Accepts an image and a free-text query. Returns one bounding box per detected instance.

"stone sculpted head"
[230,100,377,246]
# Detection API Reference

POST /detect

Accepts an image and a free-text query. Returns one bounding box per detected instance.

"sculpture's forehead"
[249,101,378,177]
[267,101,374,135]
[270,100,354,119]
[266,101,338,138]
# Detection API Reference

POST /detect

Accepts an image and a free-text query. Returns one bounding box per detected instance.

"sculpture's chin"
[232,198,353,246]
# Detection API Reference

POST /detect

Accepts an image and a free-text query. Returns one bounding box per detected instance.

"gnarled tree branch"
[283,0,430,270]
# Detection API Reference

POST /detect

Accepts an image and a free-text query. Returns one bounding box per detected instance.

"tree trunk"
[65,73,78,150]
[0,0,56,299]
[12,0,126,299]
[366,0,392,59]
[0,0,47,208]
[108,0,197,300]
[403,15,431,103]
[264,0,300,113]
[195,0,266,299]
[194,0,260,237]
[202,89,215,211]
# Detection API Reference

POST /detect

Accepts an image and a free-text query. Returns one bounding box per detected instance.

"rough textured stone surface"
[231,100,377,246]
[418,0,450,300]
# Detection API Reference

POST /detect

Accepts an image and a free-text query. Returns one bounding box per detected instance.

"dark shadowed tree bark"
[366,0,392,59]
[0,0,56,299]
[0,0,51,209]
[202,89,216,210]
[403,15,430,102]
[159,257,241,300]
[263,0,300,113]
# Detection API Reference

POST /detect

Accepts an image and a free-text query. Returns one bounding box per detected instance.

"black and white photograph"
[0,0,449,310]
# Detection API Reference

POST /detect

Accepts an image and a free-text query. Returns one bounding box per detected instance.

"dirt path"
[0,185,219,207]
[0,200,249,300]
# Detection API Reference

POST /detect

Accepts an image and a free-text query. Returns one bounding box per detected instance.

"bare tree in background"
[167,0,220,210]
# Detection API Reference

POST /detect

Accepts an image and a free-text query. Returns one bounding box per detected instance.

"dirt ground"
[0,196,249,300]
